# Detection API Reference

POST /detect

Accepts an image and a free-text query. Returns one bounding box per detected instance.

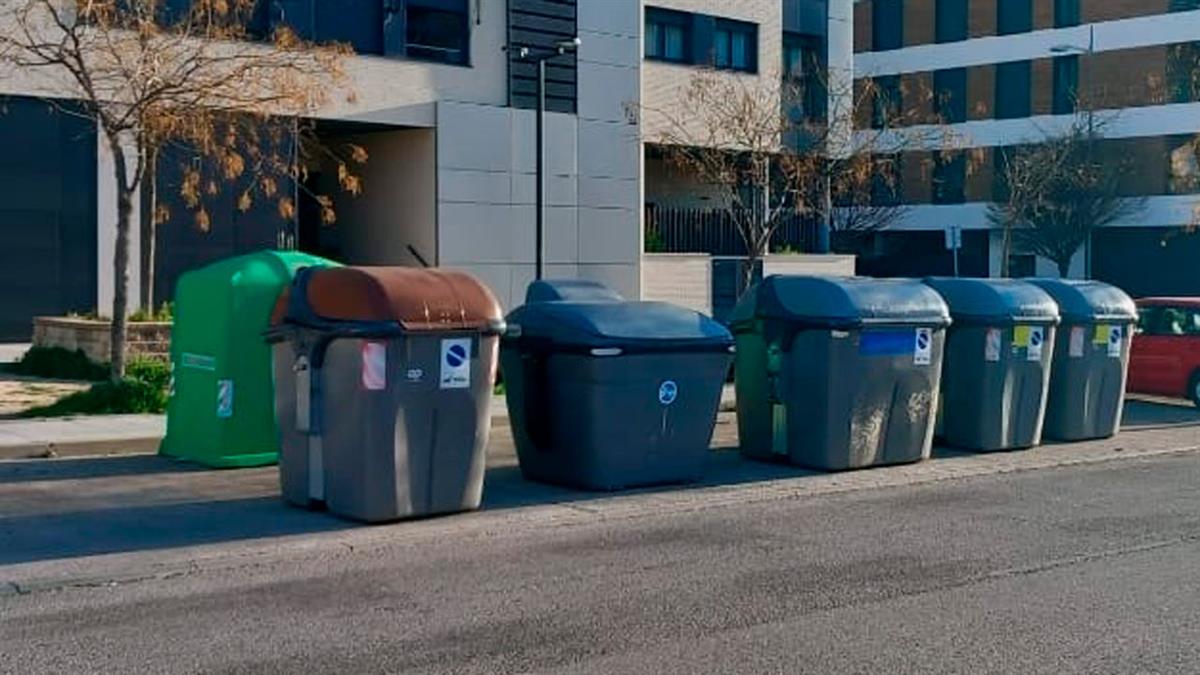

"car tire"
[1190,372,1200,409]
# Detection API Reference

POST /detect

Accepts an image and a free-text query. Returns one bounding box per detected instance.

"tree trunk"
[139,148,158,311]
[1000,220,1013,278]
[108,139,133,382]
[1056,257,1072,279]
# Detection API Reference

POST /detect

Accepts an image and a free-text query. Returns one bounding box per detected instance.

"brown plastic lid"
[271,266,502,332]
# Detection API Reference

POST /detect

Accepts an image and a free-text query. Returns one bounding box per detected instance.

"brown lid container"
[271,266,503,332]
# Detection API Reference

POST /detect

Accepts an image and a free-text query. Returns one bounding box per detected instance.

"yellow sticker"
[1093,324,1110,345]
[1014,325,1032,347]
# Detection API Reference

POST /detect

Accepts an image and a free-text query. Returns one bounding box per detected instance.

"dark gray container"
[730,276,951,471]
[1027,279,1137,441]
[502,280,734,491]
[924,278,1061,452]
[268,266,504,523]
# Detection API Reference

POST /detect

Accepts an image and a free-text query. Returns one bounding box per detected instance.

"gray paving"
[3,440,1200,673]
[0,414,165,459]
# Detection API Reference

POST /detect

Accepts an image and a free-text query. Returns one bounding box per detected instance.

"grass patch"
[20,357,170,417]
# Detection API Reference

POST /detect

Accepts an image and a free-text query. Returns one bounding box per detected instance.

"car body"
[1130,297,1200,405]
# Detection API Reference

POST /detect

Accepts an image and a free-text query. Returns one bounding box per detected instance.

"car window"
[1185,309,1200,335]
[1138,307,1163,335]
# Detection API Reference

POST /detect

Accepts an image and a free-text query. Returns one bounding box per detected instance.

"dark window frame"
[935,0,968,44]
[1052,54,1079,115]
[872,75,902,129]
[871,0,904,51]
[994,60,1032,119]
[934,68,967,124]
[645,7,693,64]
[403,0,471,66]
[1054,0,1080,27]
[932,150,966,204]
[997,0,1032,35]
[783,31,827,122]
[711,18,758,73]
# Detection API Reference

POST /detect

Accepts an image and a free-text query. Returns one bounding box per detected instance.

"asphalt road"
[4,450,1200,674]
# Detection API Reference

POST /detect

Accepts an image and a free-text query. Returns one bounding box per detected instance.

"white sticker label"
[1027,326,1045,362]
[914,328,932,366]
[1069,326,1086,358]
[361,341,387,391]
[217,379,234,418]
[439,338,472,389]
[985,328,1002,362]
[1108,326,1124,358]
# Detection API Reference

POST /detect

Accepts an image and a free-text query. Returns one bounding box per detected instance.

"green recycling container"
[160,250,337,468]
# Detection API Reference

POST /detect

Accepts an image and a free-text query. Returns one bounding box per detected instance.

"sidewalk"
[2,400,1199,595]
[0,386,741,460]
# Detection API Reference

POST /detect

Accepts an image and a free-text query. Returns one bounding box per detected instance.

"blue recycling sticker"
[658,380,678,406]
[1030,330,1042,347]
[445,343,468,368]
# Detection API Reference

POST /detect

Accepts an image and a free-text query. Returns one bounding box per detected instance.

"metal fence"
[645,206,820,255]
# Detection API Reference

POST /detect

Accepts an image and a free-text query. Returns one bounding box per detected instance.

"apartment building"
[641,0,851,208]
[852,0,1200,296]
[0,0,642,339]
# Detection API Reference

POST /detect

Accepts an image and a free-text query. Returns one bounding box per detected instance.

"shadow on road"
[0,496,349,566]
[4,400,1197,566]
[0,454,208,484]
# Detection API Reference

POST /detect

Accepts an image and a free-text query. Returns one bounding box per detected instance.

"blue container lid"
[1026,279,1137,323]
[729,276,951,331]
[924,278,1060,326]
[508,280,732,353]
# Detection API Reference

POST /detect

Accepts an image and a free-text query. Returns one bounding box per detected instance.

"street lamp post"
[1050,23,1097,279]
[519,37,581,281]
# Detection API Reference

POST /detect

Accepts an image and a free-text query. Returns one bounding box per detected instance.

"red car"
[1130,298,1200,406]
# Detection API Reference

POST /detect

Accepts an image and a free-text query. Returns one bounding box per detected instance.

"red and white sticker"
[984,328,1002,362]
[1069,326,1086,358]
[361,341,387,391]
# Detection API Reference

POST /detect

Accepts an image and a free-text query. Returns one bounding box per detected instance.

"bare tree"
[988,116,1144,278]
[647,68,946,290]
[0,0,360,380]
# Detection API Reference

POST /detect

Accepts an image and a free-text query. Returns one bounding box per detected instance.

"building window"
[712,19,756,72]
[935,0,967,44]
[871,154,902,205]
[1167,42,1200,103]
[872,0,903,51]
[404,0,470,65]
[997,0,1032,35]
[995,61,1032,119]
[872,75,902,129]
[645,8,690,63]
[1168,137,1200,194]
[934,68,967,124]
[1171,0,1200,11]
[1054,0,1080,26]
[784,32,826,122]
[1052,55,1079,114]
[932,151,965,204]
[1009,253,1037,277]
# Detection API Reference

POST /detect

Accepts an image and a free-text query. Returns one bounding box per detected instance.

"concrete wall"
[332,128,436,268]
[763,253,857,277]
[438,1,642,311]
[642,253,712,315]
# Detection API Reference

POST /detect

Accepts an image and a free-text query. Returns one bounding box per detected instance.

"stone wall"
[32,317,171,364]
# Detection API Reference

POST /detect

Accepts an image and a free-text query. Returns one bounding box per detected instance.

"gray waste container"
[501,280,734,490]
[730,276,951,471]
[267,266,504,523]
[924,278,1061,452]
[1027,279,1137,441]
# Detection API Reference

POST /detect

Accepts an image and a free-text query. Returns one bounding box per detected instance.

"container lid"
[525,279,625,303]
[924,278,1060,326]
[273,266,503,333]
[508,300,733,352]
[728,275,951,330]
[1026,279,1137,323]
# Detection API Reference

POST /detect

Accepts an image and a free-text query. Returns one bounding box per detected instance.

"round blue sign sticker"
[445,343,468,368]
[658,380,678,406]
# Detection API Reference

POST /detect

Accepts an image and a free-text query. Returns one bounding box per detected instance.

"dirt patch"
[0,374,90,418]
